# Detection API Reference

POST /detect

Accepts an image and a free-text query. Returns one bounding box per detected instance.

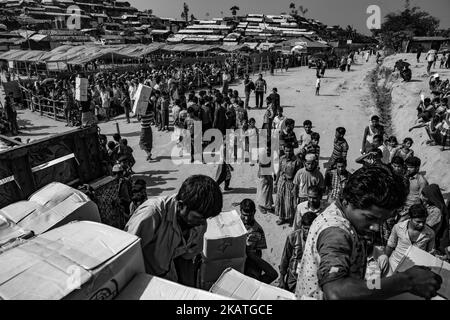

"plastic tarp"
[279,36,330,49]
[0,50,47,62]
[160,44,225,53]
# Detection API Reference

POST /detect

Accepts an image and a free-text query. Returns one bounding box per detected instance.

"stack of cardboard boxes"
[0,182,101,237]
[0,221,145,300]
[199,210,248,290]
[132,84,152,115]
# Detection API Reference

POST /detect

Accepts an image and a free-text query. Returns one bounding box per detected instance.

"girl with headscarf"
[421,184,450,253]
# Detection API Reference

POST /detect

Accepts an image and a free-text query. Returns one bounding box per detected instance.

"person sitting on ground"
[239,199,278,285]
[383,204,435,275]
[397,156,429,223]
[435,108,450,151]
[125,175,223,286]
[393,137,414,161]
[279,211,317,293]
[295,165,442,300]
[293,185,327,231]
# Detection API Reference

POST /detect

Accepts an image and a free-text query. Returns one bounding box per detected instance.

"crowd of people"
[100,63,449,300]
[1,46,449,300]
[409,73,450,151]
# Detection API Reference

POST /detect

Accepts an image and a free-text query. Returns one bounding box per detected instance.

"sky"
[129,0,450,35]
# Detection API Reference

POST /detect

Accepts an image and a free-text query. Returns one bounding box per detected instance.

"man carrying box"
[125,175,223,287]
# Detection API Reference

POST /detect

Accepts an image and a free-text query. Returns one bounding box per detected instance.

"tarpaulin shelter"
[160,44,225,53]
[0,50,47,62]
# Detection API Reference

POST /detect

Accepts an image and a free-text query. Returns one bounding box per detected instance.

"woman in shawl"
[274,144,303,226]
[421,184,449,254]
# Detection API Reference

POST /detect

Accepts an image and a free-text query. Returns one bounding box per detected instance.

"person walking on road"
[255,74,267,109]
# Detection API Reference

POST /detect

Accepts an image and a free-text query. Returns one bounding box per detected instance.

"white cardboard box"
[132,84,152,115]
[210,268,296,300]
[17,195,101,235]
[116,273,231,300]
[0,214,33,249]
[75,77,88,102]
[0,221,145,300]
[28,182,91,208]
[394,245,450,300]
[199,257,246,289]
[203,210,247,261]
[0,183,101,236]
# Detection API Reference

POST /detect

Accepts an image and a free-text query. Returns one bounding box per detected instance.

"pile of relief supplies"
[1,182,447,300]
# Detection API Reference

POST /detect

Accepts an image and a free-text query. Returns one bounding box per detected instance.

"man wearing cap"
[293,154,324,204]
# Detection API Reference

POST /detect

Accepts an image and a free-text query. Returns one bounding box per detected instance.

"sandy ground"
[381,53,450,197]
[9,55,384,277]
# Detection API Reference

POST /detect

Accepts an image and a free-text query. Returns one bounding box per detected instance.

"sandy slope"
[380,53,450,198]
[10,55,384,278]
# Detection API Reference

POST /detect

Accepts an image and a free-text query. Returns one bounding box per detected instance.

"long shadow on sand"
[17,118,54,131]
[132,169,178,196]
[224,187,257,195]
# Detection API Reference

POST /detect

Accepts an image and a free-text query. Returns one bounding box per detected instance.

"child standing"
[315,76,321,96]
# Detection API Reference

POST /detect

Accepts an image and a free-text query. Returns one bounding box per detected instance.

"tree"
[289,2,298,15]
[230,6,240,18]
[372,1,440,50]
[298,5,308,17]
[181,2,189,23]
[190,14,196,22]
[345,25,356,40]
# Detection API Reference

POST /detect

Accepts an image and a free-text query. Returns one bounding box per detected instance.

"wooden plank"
[0,135,25,146]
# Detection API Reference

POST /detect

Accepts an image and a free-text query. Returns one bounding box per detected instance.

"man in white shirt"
[425,49,437,75]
